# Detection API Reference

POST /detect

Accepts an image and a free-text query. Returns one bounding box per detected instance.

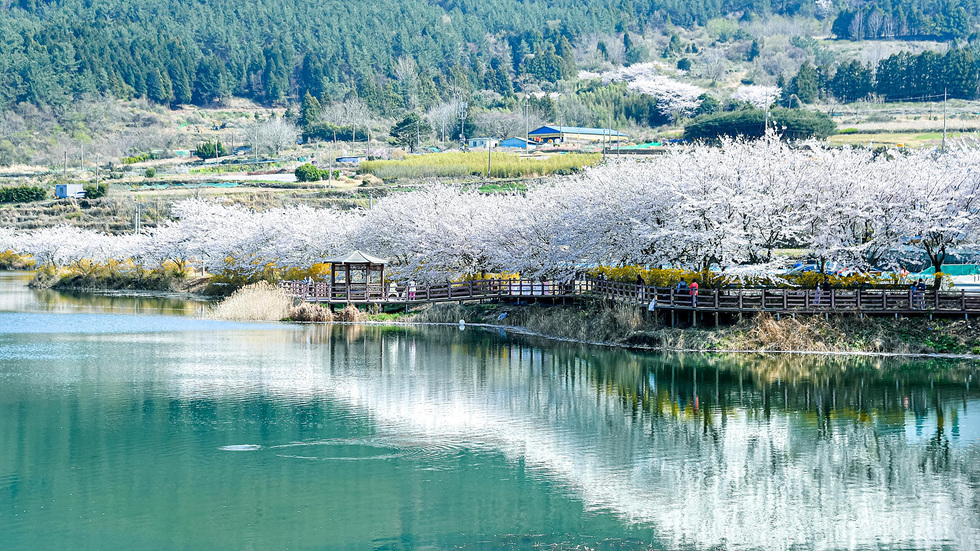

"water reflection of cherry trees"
[303,326,980,549]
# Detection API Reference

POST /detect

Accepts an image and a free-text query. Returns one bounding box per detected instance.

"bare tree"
[395,57,420,111]
[256,118,299,157]
[320,98,373,141]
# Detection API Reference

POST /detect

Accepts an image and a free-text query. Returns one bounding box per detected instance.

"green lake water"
[1,272,979,550]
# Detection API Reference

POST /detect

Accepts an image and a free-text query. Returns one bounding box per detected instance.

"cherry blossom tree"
[6,136,980,284]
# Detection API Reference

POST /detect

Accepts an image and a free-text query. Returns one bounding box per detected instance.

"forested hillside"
[3,0,980,113]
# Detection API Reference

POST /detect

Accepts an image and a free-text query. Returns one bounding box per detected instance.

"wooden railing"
[584,279,980,314]
[279,278,980,315]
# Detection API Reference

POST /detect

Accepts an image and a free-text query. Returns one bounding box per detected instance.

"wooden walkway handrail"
[278,277,980,316]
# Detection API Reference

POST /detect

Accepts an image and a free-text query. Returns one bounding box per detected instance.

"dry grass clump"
[334,304,363,322]
[288,302,334,322]
[206,281,293,321]
[414,303,470,323]
[718,314,915,353]
[503,300,653,343]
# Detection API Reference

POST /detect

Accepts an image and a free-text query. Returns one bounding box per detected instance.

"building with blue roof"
[500,137,535,150]
[528,125,628,144]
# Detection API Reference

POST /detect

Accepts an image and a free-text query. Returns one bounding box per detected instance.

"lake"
[1,272,978,550]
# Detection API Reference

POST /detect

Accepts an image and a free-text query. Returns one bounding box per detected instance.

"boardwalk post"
[782,289,787,310]
[883,290,887,310]
[469,280,474,299]
[805,289,810,310]
[830,288,835,309]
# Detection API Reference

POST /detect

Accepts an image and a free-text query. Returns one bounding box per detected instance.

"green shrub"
[122,153,152,164]
[83,183,108,199]
[294,163,322,182]
[144,167,156,178]
[195,141,228,159]
[0,186,46,203]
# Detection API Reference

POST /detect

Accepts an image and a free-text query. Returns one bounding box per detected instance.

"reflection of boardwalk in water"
[280,277,980,319]
[260,327,979,550]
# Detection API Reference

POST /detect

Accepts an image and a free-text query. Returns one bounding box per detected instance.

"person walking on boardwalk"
[820,277,831,307]
[915,280,927,309]
[690,279,699,307]
[408,280,417,300]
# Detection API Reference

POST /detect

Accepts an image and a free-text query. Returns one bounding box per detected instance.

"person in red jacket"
[690,279,699,307]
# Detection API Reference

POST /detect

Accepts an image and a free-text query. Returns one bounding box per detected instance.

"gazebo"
[325,250,388,301]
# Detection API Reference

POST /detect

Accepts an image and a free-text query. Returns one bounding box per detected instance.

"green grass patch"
[189,162,284,175]
[475,181,528,193]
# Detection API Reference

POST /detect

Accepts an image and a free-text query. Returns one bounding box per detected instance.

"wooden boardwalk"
[279,278,980,318]
[279,278,579,305]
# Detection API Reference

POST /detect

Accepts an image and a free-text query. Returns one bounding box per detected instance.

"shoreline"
[332,319,980,361]
[22,276,980,360]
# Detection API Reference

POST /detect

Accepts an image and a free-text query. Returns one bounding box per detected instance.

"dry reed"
[334,304,363,322]
[206,281,293,321]
[288,302,334,322]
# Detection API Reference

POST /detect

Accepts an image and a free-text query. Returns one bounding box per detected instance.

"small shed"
[325,250,388,301]
[335,156,361,164]
[468,137,498,149]
[55,184,85,199]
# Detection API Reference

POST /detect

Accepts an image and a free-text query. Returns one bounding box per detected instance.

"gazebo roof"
[324,250,388,265]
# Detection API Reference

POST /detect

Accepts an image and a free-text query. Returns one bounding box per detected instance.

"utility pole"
[608,112,613,156]
[458,101,467,150]
[524,96,530,154]
[487,139,492,177]
[134,203,142,233]
[64,151,68,178]
[942,87,947,152]
[96,153,100,186]
[416,119,420,153]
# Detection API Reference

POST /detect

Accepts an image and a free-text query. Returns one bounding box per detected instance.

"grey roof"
[529,125,628,137]
[324,250,388,264]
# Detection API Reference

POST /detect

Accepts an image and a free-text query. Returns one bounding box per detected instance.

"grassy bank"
[410,300,980,356]
[31,261,204,293]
